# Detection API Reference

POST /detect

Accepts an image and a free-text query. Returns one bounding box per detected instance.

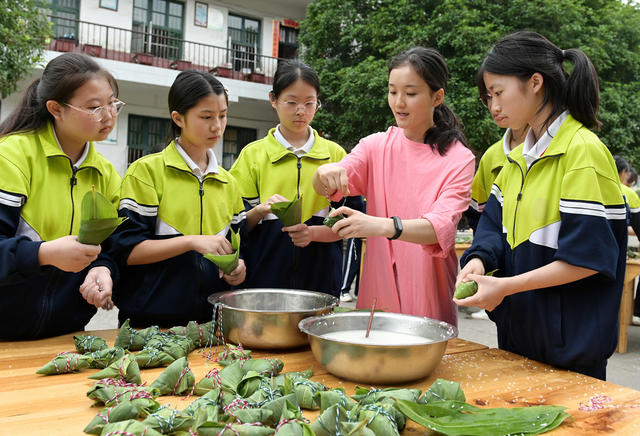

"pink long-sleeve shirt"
[337,127,475,326]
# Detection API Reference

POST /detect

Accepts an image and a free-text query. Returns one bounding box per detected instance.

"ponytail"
[425,103,467,155]
[562,48,601,129]
[0,78,50,136]
[389,47,467,155]
[478,31,601,131]
[0,52,118,138]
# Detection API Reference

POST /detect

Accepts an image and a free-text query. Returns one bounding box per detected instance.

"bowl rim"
[298,311,458,346]
[207,288,339,313]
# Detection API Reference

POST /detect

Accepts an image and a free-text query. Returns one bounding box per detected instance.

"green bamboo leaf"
[149,356,195,396]
[270,195,302,227]
[203,228,240,274]
[454,269,498,299]
[323,207,345,228]
[395,398,571,435]
[77,186,126,245]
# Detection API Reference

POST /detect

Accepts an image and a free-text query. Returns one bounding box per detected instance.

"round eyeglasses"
[65,100,126,122]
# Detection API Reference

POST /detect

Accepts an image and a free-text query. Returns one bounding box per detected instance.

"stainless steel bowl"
[208,289,338,349]
[298,312,457,384]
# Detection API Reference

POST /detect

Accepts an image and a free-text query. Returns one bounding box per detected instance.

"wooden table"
[2,330,640,435]
[618,258,640,353]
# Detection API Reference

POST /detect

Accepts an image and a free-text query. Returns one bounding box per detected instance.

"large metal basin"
[208,289,338,349]
[298,312,457,384]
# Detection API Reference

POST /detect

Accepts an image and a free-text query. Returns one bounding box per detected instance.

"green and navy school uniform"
[0,122,121,339]
[229,127,363,295]
[621,184,640,235]
[465,131,511,232]
[461,113,627,379]
[109,141,246,327]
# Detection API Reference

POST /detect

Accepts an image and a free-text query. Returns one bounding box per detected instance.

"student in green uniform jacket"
[0,53,122,339]
[109,71,246,327]
[229,60,363,295]
[457,31,626,380]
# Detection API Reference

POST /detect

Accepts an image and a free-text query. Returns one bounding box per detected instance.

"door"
[132,0,184,59]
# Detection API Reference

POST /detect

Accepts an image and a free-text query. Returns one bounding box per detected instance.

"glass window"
[127,115,171,166]
[222,126,256,169]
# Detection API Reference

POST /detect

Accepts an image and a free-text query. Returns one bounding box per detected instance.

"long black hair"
[271,60,320,99]
[0,53,118,137]
[389,47,467,155]
[166,70,228,144]
[477,31,601,131]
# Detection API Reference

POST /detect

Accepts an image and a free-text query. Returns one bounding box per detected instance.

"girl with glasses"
[230,60,363,296]
[0,53,122,339]
[313,47,474,326]
[107,71,246,327]
[456,31,626,380]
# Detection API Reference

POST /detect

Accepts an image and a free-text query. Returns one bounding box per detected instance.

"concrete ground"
[85,298,640,391]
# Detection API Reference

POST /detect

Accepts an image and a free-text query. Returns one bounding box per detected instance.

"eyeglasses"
[280,100,321,112]
[65,100,126,121]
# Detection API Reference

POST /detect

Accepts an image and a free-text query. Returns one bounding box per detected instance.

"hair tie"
[561,49,566,59]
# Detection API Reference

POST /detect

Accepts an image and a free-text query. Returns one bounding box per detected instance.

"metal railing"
[46,15,281,83]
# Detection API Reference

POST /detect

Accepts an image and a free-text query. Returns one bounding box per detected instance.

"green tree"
[0,0,52,98]
[300,0,640,165]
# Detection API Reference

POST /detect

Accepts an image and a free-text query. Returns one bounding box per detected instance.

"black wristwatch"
[388,216,403,240]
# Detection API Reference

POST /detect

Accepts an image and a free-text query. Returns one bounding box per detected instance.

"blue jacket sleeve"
[0,193,44,281]
[460,194,505,273]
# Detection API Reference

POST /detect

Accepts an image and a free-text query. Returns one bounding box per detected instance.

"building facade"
[0,0,311,175]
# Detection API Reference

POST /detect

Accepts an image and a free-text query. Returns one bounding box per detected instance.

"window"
[127,115,170,166]
[279,26,298,59]
[43,0,79,39]
[222,127,257,169]
[228,14,261,72]
[132,0,184,59]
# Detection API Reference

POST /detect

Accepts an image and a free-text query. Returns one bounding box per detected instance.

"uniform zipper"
[69,166,79,235]
[198,179,205,235]
[296,157,302,198]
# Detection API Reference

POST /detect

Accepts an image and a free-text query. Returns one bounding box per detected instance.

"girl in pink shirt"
[313,47,474,326]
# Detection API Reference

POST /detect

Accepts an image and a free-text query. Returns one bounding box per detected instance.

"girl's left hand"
[453,274,509,312]
[222,259,246,286]
[282,223,312,247]
[330,207,388,239]
[79,266,114,310]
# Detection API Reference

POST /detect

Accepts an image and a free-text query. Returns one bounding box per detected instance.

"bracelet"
[387,216,403,240]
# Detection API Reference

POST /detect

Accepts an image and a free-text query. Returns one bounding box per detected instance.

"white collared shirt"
[522,111,569,169]
[53,127,89,167]
[175,139,219,180]
[273,124,315,157]
[501,128,512,157]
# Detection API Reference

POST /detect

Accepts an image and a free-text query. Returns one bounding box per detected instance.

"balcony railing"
[46,15,280,84]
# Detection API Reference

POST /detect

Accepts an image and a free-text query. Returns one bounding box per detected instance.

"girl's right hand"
[188,235,233,255]
[316,163,350,196]
[455,257,485,288]
[38,236,101,272]
[257,194,289,218]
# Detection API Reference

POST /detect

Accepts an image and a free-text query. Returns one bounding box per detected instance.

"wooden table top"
[1,330,640,435]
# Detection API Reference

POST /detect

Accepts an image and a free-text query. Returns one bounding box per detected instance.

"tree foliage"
[0,0,52,98]
[300,0,640,165]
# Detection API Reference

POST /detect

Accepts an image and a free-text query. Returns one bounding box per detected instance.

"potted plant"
[250,68,266,84]
[53,35,77,52]
[211,62,233,78]
[133,52,154,65]
[82,44,103,57]
[172,59,193,71]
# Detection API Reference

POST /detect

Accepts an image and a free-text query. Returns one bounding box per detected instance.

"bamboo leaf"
[270,195,303,227]
[203,228,240,274]
[78,187,126,245]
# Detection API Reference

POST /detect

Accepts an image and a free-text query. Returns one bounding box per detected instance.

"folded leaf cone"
[270,195,302,227]
[77,186,126,245]
[74,334,108,353]
[36,352,90,375]
[149,356,195,395]
[203,228,240,274]
[453,269,498,299]
[88,353,142,384]
[323,207,345,228]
